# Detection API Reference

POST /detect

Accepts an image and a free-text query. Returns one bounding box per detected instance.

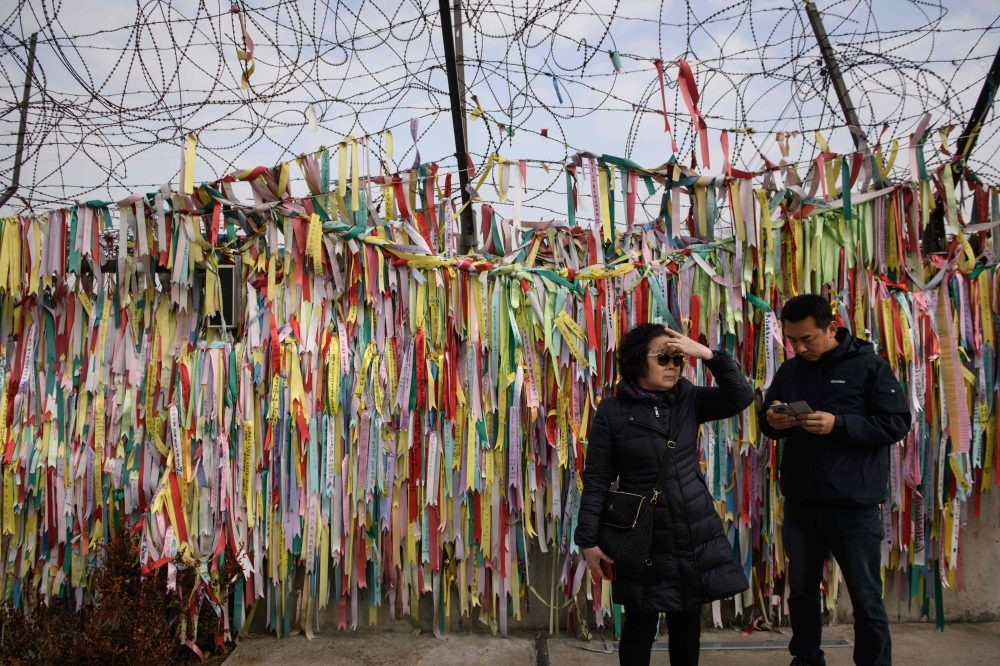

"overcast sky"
[1,0,998,225]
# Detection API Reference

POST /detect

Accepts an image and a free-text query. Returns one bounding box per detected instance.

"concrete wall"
[249,544,561,635]
[880,506,1000,623]
[249,504,1000,636]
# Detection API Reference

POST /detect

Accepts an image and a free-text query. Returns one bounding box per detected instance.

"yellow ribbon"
[277,162,290,199]
[730,181,745,242]
[339,137,354,200]
[454,153,500,218]
[881,140,899,181]
[814,132,830,153]
[383,130,394,217]
[236,48,255,89]
[351,138,360,211]
[469,95,484,122]
[183,133,197,195]
[598,165,612,243]
[306,213,324,273]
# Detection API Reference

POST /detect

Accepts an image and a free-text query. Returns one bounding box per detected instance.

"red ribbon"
[429,506,441,571]
[141,555,173,577]
[415,328,426,410]
[479,204,494,254]
[653,60,678,153]
[167,470,189,544]
[425,164,439,248]
[392,175,410,222]
[689,295,701,342]
[584,289,598,351]
[355,532,368,588]
[849,152,864,188]
[720,130,756,179]
[676,60,710,169]
[408,413,421,523]
[414,210,431,249]
[472,492,482,544]
[721,129,733,177]
[636,278,648,325]
[626,169,638,230]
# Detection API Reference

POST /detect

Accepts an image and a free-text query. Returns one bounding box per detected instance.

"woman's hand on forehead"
[658,326,713,360]
[660,329,683,354]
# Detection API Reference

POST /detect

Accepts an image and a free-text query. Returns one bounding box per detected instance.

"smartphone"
[770,401,814,416]
[599,560,616,581]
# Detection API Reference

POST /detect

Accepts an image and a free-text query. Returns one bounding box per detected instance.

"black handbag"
[596,402,676,572]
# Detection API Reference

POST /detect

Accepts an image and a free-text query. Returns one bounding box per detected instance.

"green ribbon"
[534,269,583,297]
[566,169,576,227]
[842,157,852,223]
[747,292,771,312]
[601,154,656,196]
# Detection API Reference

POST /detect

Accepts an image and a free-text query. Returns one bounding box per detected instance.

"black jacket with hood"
[575,351,754,612]
[758,328,913,507]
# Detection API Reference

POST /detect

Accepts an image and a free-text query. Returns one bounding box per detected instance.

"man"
[759,294,912,666]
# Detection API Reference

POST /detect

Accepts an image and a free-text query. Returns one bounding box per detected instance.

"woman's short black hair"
[780,294,835,329]
[617,323,669,383]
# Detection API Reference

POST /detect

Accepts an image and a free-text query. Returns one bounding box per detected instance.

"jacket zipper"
[672,447,705,600]
[631,421,667,438]
[636,402,703,599]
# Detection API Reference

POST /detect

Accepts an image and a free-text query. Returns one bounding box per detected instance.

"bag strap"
[650,402,677,505]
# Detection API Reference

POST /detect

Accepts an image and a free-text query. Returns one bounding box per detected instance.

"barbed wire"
[1,0,998,221]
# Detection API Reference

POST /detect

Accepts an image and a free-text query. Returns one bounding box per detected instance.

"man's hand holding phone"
[766,400,800,430]
[766,400,837,434]
[796,411,836,434]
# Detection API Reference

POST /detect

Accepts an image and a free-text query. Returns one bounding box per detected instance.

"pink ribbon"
[908,113,932,183]
[676,60,710,169]
[653,60,679,154]
[231,4,255,62]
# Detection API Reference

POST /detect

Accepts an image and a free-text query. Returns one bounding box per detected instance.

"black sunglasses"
[647,352,685,367]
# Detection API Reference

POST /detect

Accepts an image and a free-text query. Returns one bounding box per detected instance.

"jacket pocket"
[873,380,908,413]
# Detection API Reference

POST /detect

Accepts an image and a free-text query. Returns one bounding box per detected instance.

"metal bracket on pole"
[920,43,1000,253]
[438,0,477,254]
[453,1,469,144]
[803,2,861,148]
[954,44,1000,176]
[1,32,38,210]
[926,42,1000,254]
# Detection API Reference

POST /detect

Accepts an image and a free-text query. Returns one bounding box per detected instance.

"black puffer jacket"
[575,351,754,612]
[758,328,912,507]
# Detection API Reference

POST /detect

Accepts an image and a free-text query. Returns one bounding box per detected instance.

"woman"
[575,323,754,666]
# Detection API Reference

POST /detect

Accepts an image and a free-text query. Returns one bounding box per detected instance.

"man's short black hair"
[617,322,668,383]
[780,294,835,329]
